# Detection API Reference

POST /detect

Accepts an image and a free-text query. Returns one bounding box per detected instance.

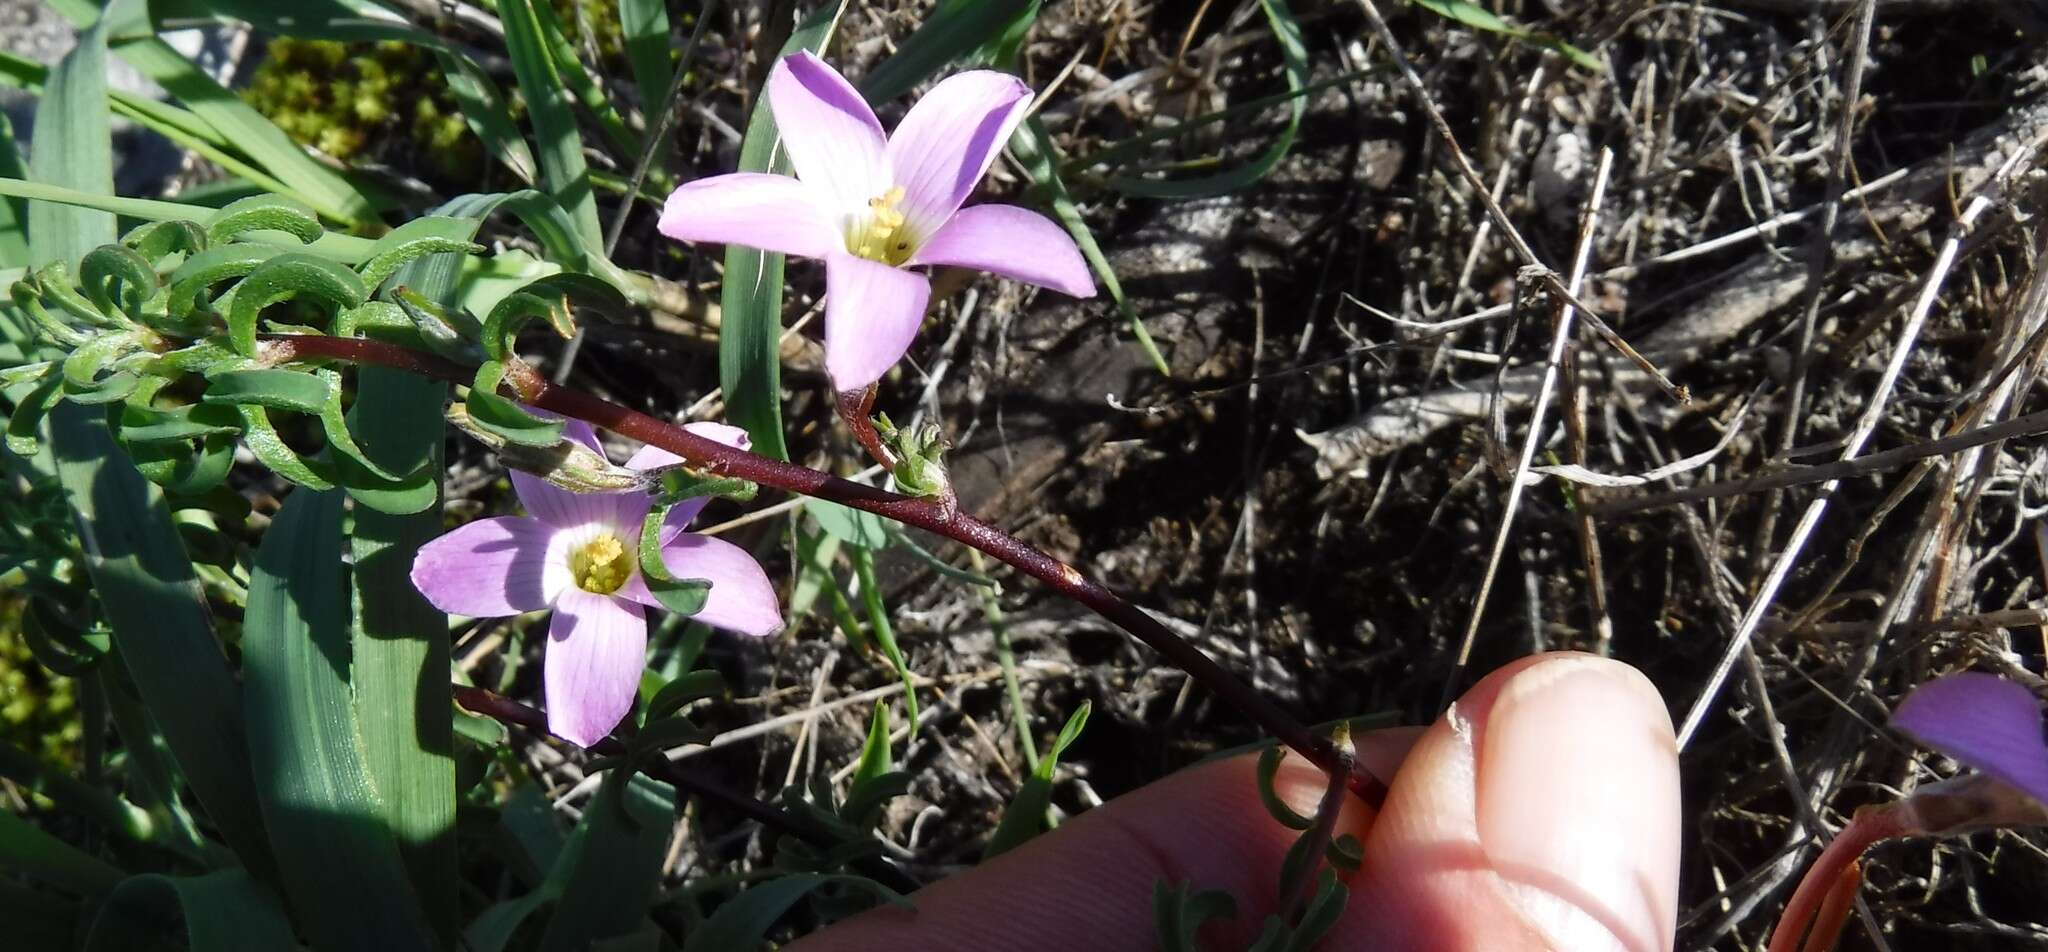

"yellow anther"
[568,533,633,595]
[853,186,914,264]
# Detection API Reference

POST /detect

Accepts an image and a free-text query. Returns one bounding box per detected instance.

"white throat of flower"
[563,524,638,595]
[846,185,918,266]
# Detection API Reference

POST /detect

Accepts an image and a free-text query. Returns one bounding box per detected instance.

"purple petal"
[1894,672,2048,805]
[410,516,565,617]
[544,589,648,748]
[884,70,1031,244]
[657,173,837,259]
[620,533,783,636]
[823,250,932,391]
[622,421,755,537]
[909,204,1095,298]
[769,52,890,219]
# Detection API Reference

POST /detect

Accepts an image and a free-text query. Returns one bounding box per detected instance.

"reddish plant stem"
[267,333,1386,808]
[452,685,918,892]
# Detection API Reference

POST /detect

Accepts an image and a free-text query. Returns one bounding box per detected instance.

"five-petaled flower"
[1892,671,2048,806]
[658,51,1096,393]
[411,420,782,747]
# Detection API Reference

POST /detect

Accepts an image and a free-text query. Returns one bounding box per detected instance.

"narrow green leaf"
[719,1,846,460]
[0,739,152,844]
[644,669,724,723]
[1012,118,1170,376]
[0,111,28,265]
[537,770,677,952]
[850,545,917,728]
[0,810,122,896]
[82,871,297,952]
[243,487,437,952]
[350,206,469,943]
[983,701,1089,859]
[808,499,894,550]
[24,0,114,269]
[680,873,907,952]
[852,701,892,790]
[528,0,640,158]
[619,0,674,127]
[1109,0,1308,198]
[498,0,603,247]
[859,0,1037,101]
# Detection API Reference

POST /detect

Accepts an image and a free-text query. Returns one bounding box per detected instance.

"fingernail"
[1476,656,1681,952]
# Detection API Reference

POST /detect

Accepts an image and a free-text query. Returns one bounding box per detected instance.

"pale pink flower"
[658,51,1095,392]
[411,420,780,746]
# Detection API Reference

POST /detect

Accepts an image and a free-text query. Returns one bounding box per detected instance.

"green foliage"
[0,597,82,767]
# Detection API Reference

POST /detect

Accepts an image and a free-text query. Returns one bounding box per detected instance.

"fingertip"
[1348,653,1681,952]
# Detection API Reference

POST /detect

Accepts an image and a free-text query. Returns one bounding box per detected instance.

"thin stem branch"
[265,333,1386,808]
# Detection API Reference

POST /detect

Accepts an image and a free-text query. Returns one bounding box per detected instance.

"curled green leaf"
[225,252,368,356]
[205,194,321,246]
[79,244,159,315]
[120,219,207,262]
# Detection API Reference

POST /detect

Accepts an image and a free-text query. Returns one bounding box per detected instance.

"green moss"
[243,37,483,182]
[0,596,82,769]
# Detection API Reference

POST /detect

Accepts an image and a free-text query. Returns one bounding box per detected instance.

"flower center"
[850,185,916,266]
[568,533,633,595]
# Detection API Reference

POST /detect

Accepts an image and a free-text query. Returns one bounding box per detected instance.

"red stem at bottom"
[264,334,1387,808]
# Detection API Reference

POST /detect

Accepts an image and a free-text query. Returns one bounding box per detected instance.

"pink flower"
[658,51,1095,392]
[410,420,781,747]
[1892,671,2048,806]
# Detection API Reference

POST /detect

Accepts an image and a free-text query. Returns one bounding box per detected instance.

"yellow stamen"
[853,185,914,264]
[568,533,633,595]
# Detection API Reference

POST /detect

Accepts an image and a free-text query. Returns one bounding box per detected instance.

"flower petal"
[885,70,1031,243]
[769,52,890,217]
[410,516,565,617]
[657,173,838,259]
[1894,672,2048,805]
[824,250,932,391]
[620,533,782,636]
[544,589,648,748]
[908,204,1096,298]
[624,422,755,536]
[507,414,640,530]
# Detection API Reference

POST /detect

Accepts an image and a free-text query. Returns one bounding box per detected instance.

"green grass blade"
[859,0,1038,101]
[1105,0,1308,199]
[719,1,846,459]
[619,0,673,127]
[0,810,122,896]
[0,111,27,265]
[536,771,677,952]
[44,0,378,229]
[346,206,484,945]
[1011,118,1170,375]
[24,4,113,269]
[83,871,297,952]
[498,0,603,247]
[244,487,436,952]
[0,177,379,262]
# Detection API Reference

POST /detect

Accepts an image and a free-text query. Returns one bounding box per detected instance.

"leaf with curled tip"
[120,219,206,262]
[225,253,366,356]
[203,194,321,246]
[165,245,279,319]
[356,217,484,291]
[79,243,158,315]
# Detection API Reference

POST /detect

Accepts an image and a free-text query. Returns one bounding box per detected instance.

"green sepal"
[636,495,711,616]
[651,466,757,505]
[204,194,321,245]
[463,362,563,447]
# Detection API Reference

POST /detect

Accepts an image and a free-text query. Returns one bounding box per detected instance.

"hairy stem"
[267,333,1385,807]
